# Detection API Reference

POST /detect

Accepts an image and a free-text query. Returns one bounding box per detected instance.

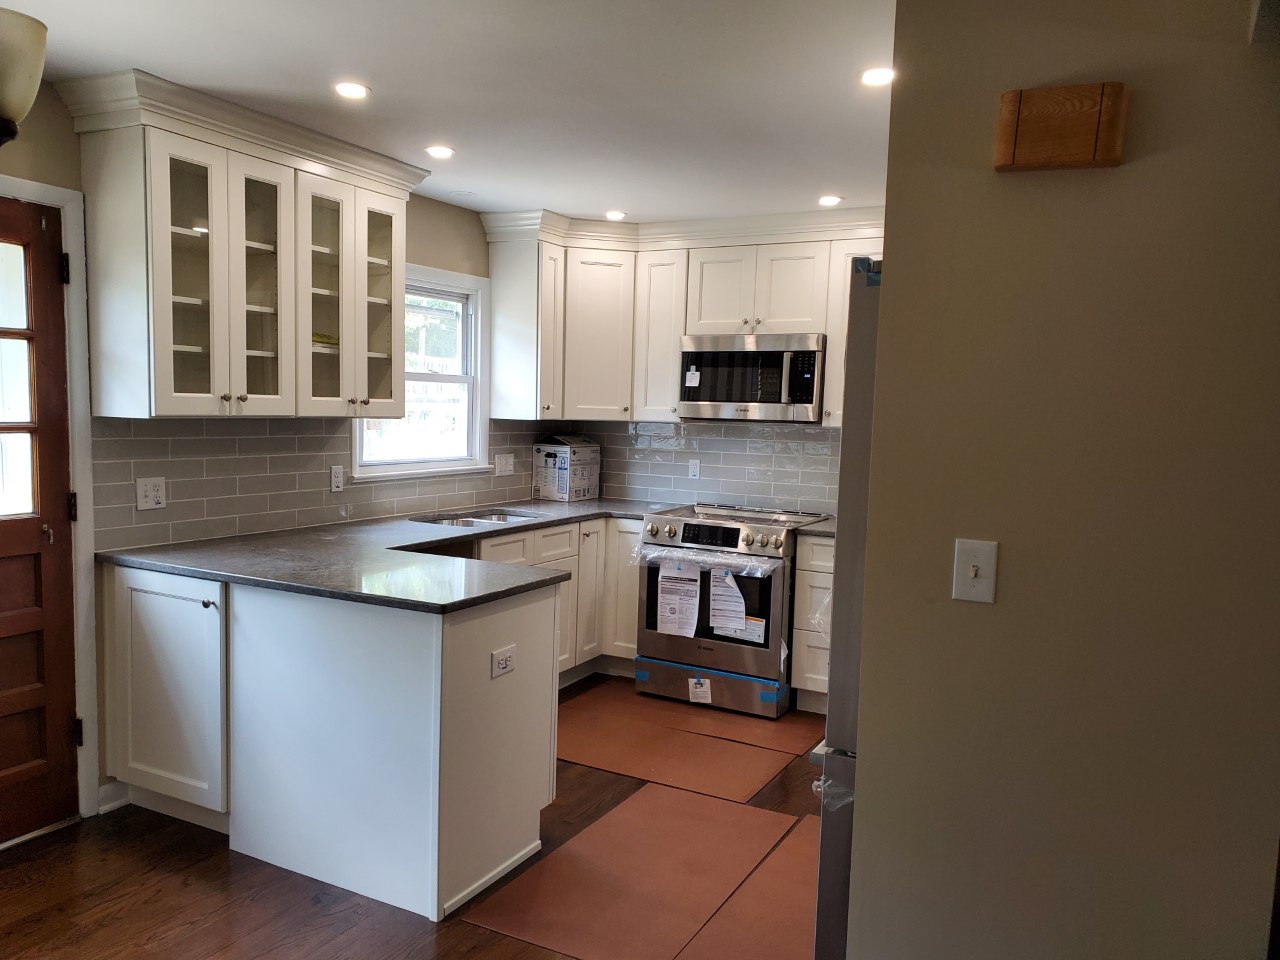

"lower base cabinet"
[104,566,227,812]
[792,536,836,694]
[603,518,643,658]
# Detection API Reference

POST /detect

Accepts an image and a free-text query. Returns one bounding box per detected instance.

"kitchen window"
[353,265,490,478]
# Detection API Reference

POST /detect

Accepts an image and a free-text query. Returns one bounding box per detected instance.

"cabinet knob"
[671,407,677,413]
[237,393,248,403]
[741,318,749,325]
[347,397,358,405]
[753,317,762,326]
[824,410,832,418]
[201,599,214,609]
[622,405,629,413]
[542,404,551,411]
[220,393,232,402]
[360,398,371,406]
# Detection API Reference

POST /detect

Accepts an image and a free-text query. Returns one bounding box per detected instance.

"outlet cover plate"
[136,477,166,511]
[330,465,344,493]
[494,453,515,477]
[491,644,516,678]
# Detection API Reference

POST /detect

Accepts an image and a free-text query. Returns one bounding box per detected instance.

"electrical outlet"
[688,459,701,479]
[330,465,344,493]
[135,477,166,511]
[491,645,516,679]
[494,453,515,477]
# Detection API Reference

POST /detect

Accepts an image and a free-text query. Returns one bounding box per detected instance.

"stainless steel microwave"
[677,333,825,422]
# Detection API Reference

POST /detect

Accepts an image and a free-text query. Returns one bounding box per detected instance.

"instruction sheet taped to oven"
[709,569,747,630]
[657,561,700,637]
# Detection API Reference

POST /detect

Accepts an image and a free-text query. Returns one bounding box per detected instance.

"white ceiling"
[23,0,895,223]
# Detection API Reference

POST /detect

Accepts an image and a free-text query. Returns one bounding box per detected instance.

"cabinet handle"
[347,397,358,405]
[360,398,371,405]
[824,410,832,418]
[753,318,762,326]
[622,406,629,413]
[741,318,749,325]
[542,404,551,411]
[201,599,214,609]
[220,393,232,402]
[237,393,248,403]
[670,406,677,413]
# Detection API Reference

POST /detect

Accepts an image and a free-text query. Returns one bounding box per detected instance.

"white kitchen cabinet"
[685,246,757,335]
[796,534,837,574]
[823,238,884,427]
[537,555,580,673]
[632,249,688,422]
[792,537,835,694]
[105,566,227,812]
[685,242,831,337]
[531,523,581,564]
[296,174,407,418]
[603,518,644,659]
[575,520,606,663]
[564,248,636,420]
[791,628,830,694]
[489,240,567,420]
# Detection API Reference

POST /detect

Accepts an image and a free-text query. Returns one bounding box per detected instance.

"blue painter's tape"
[634,656,783,691]
[635,670,650,683]
[760,685,790,704]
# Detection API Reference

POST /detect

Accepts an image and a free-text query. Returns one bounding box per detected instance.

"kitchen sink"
[468,512,538,523]
[427,517,492,527]
[409,509,542,526]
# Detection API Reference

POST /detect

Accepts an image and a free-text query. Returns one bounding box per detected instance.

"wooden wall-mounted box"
[994,82,1128,172]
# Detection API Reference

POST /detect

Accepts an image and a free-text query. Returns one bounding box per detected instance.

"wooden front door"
[0,198,77,844]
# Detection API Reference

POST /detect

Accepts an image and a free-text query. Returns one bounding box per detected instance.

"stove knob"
[664,524,677,539]
[646,522,659,536]
[771,535,784,548]
[743,532,755,546]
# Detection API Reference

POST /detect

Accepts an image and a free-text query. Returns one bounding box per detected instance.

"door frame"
[0,174,98,823]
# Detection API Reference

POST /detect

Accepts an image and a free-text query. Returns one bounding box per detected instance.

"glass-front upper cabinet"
[296,173,357,416]
[147,129,230,415]
[228,154,296,415]
[354,191,406,419]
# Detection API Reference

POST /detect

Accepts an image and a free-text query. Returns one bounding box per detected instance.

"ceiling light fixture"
[860,68,895,87]
[425,145,455,159]
[334,81,370,100]
[818,195,844,207]
[605,210,626,221]
[0,8,48,148]
[450,190,477,199]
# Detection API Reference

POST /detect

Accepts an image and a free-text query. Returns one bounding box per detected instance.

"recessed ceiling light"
[605,210,626,221]
[425,145,455,159]
[818,195,844,207]
[334,81,370,99]
[860,68,895,87]
[450,190,477,198]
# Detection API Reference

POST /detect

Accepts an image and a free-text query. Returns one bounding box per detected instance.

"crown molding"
[482,207,884,249]
[56,70,429,194]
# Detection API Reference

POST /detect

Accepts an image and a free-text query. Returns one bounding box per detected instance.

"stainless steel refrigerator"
[812,257,881,959]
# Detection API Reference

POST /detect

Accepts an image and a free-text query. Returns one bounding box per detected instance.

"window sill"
[351,463,494,483]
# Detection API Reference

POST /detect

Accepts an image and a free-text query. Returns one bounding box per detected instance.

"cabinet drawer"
[791,627,830,694]
[794,569,834,629]
[531,523,580,564]
[479,532,533,565]
[796,535,836,573]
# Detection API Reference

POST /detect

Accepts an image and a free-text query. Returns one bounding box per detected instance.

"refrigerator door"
[813,258,881,959]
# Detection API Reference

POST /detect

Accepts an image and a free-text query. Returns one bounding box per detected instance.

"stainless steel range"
[633,504,827,718]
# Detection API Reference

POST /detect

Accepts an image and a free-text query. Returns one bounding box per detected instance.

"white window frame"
[352,264,491,480]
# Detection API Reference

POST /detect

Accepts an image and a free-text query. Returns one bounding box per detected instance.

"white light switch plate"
[491,645,516,678]
[952,539,998,603]
[494,453,515,476]
[136,477,166,511]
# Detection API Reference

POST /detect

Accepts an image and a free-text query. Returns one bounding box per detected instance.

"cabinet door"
[538,556,580,674]
[575,520,605,663]
[564,248,636,420]
[531,523,580,564]
[795,569,834,629]
[478,531,533,565]
[632,250,688,423]
[796,534,837,574]
[685,246,756,335]
[602,518,643,659]
[537,241,566,419]
[228,153,295,416]
[146,129,230,416]
[355,190,407,419]
[823,239,883,427]
[296,172,357,416]
[791,627,830,693]
[754,242,831,334]
[106,567,227,811]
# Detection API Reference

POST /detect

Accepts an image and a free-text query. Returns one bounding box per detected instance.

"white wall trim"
[0,174,99,822]
[97,780,129,814]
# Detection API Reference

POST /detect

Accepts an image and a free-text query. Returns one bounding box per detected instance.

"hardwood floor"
[0,694,822,959]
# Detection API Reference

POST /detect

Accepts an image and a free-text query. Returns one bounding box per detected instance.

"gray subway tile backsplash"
[89,416,842,548]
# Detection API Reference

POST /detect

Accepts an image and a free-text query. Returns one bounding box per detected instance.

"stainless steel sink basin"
[408,509,542,527]
[427,517,492,527]
[468,512,536,523]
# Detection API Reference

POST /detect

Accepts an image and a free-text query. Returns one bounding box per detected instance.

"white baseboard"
[441,839,542,917]
[97,780,129,814]
[559,655,634,688]
[126,785,230,835]
[796,689,829,714]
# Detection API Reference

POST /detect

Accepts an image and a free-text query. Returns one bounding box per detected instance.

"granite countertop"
[96,498,677,615]
[799,516,837,538]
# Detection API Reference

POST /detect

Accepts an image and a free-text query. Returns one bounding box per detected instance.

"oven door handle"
[780,351,793,404]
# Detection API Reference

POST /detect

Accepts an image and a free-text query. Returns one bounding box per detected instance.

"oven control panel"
[642,515,795,555]
[679,523,741,549]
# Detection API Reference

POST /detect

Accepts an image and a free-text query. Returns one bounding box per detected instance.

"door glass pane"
[0,432,34,516]
[360,380,470,463]
[365,209,395,403]
[244,177,280,397]
[169,157,212,395]
[0,242,27,330]
[310,195,341,398]
[0,339,32,422]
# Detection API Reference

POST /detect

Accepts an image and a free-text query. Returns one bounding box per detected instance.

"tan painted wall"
[846,1,1280,958]
[0,82,80,192]
[406,193,488,278]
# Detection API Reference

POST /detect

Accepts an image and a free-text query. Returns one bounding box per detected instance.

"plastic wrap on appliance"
[809,589,833,640]
[629,543,785,578]
[812,776,855,810]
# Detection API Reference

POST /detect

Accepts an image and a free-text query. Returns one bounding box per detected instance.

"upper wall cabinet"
[632,249,688,423]
[823,238,883,428]
[489,239,566,420]
[58,69,426,418]
[564,248,636,420]
[686,242,831,336]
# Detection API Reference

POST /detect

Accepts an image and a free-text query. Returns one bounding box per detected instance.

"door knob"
[237,393,248,403]
[41,523,53,544]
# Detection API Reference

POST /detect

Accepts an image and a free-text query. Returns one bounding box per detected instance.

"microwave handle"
[780,351,793,404]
